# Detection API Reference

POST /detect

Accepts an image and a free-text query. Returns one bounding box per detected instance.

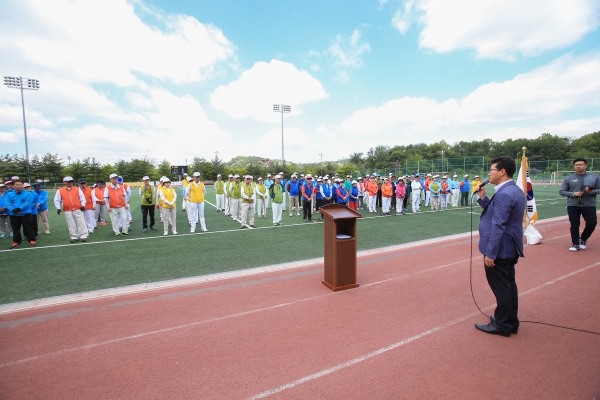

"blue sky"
[1,0,599,166]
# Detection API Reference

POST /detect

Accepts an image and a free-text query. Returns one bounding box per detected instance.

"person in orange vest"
[381,177,393,215]
[440,176,450,210]
[424,174,432,206]
[367,175,378,213]
[54,176,88,243]
[104,173,130,237]
[78,179,96,234]
[92,180,107,226]
[158,177,178,235]
[118,176,133,228]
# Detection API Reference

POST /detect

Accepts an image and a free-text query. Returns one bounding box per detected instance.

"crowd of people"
[0,170,491,248]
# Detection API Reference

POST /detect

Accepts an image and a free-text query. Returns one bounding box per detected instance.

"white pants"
[451,189,459,207]
[282,192,287,211]
[369,194,377,212]
[241,202,255,226]
[189,202,206,231]
[65,209,88,240]
[216,193,225,210]
[161,207,177,233]
[0,215,12,235]
[126,205,132,222]
[257,197,267,216]
[265,195,270,209]
[109,207,129,234]
[272,202,283,223]
[94,203,107,223]
[382,197,391,213]
[225,196,231,215]
[425,191,431,206]
[84,209,95,232]
[230,198,241,220]
[412,192,421,212]
[440,194,448,209]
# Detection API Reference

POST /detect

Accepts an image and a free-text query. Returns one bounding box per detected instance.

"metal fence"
[356,157,599,183]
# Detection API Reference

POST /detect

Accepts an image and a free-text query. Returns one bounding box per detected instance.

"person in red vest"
[104,173,130,237]
[78,179,96,234]
[93,180,107,226]
[53,176,88,243]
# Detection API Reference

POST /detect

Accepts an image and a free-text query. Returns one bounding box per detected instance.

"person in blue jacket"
[336,179,348,206]
[0,182,13,238]
[287,175,301,216]
[24,183,39,238]
[33,183,50,235]
[6,178,36,248]
[460,174,471,206]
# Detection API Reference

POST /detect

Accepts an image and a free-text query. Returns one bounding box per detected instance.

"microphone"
[477,179,490,190]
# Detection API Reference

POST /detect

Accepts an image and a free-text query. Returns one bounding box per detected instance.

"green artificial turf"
[0,184,570,304]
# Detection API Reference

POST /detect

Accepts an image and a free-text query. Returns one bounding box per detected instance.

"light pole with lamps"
[273,104,291,167]
[441,150,445,175]
[3,76,40,184]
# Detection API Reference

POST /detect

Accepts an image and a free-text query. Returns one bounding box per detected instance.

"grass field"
[0,184,569,304]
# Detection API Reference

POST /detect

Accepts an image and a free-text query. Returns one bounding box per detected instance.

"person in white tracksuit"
[186,172,207,233]
[411,175,422,213]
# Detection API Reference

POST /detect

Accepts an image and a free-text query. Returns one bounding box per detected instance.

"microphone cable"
[468,191,600,336]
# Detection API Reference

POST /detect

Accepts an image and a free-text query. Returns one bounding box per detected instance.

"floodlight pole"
[3,76,40,184]
[273,104,291,167]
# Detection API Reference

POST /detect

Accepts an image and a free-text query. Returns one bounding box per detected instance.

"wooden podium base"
[322,280,359,292]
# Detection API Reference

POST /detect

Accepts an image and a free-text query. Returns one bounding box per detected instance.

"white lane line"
[0,257,472,368]
[247,262,600,399]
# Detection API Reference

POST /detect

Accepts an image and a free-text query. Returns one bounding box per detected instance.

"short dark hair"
[490,156,516,178]
[573,158,588,165]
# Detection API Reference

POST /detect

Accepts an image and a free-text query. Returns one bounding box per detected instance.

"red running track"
[0,217,599,399]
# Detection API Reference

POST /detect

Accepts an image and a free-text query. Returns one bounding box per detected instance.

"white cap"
[183,172,188,176]
[267,174,272,177]
[306,174,312,179]
[217,174,222,177]
[352,180,358,184]
[427,173,432,177]
[234,174,240,178]
[142,176,150,180]
[63,176,74,182]
[464,174,469,177]
[317,177,323,181]
[186,176,193,181]
[258,177,263,181]
[246,175,253,179]
[383,177,389,181]
[228,174,233,178]
[475,175,480,178]
[389,172,393,176]
[274,175,281,179]
[193,172,200,177]
[163,177,171,182]
[453,174,458,178]
[109,173,118,179]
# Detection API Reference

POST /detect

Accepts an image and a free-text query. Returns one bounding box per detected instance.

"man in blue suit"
[475,156,526,337]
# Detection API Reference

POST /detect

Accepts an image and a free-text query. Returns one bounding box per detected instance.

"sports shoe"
[115,233,121,237]
[89,230,94,234]
[289,214,293,217]
[143,228,148,233]
[29,240,36,247]
[164,231,168,236]
[150,226,156,231]
[70,239,76,243]
[121,231,129,236]
[190,229,195,234]
[10,242,20,249]
[579,239,587,250]
[0,234,6,239]
[296,213,300,216]
[201,228,208,232]
[172,231,177,235]
[250,225,256,228]
[81,239,87,242]
[569,244,580,252]
[273,222,277,226]
[100,222,107,226]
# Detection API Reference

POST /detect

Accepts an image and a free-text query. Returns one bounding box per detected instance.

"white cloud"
[210,60,328,122]
[393,0,600,60]
[328,28,371,81]
[338,52,600,142]
[0,0,236,85]
[0,131,19,144]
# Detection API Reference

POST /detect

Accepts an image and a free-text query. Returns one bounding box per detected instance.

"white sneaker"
[579,239,587,250]
[172,230,178,235]
[201,228,208,232]
[190,229,195,234]
[164,231,168,236]
[569,244,580,251]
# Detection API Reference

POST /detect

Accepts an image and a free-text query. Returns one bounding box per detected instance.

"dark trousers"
[377,189,382,207]
[485,257,519,334]
[141,205,156,229]
[461,192,469,206]
[567,206,597,245]
[31,214,39,235]
[10,214,36,244]
[402,196,408,210]
[316,198,324,213]
[302,200,312,221]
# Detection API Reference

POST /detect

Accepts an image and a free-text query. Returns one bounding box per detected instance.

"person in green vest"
[240,175,256,228]
[215,174,225,212]
[270,175,284,226]
[230,174,242,221]
[224,174,234,216]
[138,176,157,232]
[430,175,441,211]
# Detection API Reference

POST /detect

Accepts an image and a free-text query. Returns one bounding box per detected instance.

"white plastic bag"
[524,222,542,245]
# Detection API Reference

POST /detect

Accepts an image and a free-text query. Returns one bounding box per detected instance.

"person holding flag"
[559,158,600,251]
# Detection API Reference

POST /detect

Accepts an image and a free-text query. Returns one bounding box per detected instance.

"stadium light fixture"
[3,76,40,184]
[273,104,291,167]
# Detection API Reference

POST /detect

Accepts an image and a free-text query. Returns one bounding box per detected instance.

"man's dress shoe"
[490,316,518,334]
[474,322,511,337]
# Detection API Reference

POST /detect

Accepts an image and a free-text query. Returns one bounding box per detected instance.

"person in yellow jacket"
[240,175,257,228]
[230,174,242,221]
[215,174,225,212]
[158,177,178,235]
[181,172,189,212]
[471,175,482,194]
[255,177,268,219]
[186,172,208,233]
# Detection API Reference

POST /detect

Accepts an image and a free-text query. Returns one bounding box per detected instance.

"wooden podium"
[320,204,362,291]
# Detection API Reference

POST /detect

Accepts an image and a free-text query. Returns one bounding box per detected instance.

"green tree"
[40,153,64,182]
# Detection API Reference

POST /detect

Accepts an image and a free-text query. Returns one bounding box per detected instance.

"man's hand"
[107,208,112,213]
[13,208,21,214]
[37,204,40,209]
[484,256,495,267]
[584,187,594,194]
[477,186,486,198]
[574,191,584,197]
[80,206,85,211]
[57,209,62,215]
[125,205,129,210]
